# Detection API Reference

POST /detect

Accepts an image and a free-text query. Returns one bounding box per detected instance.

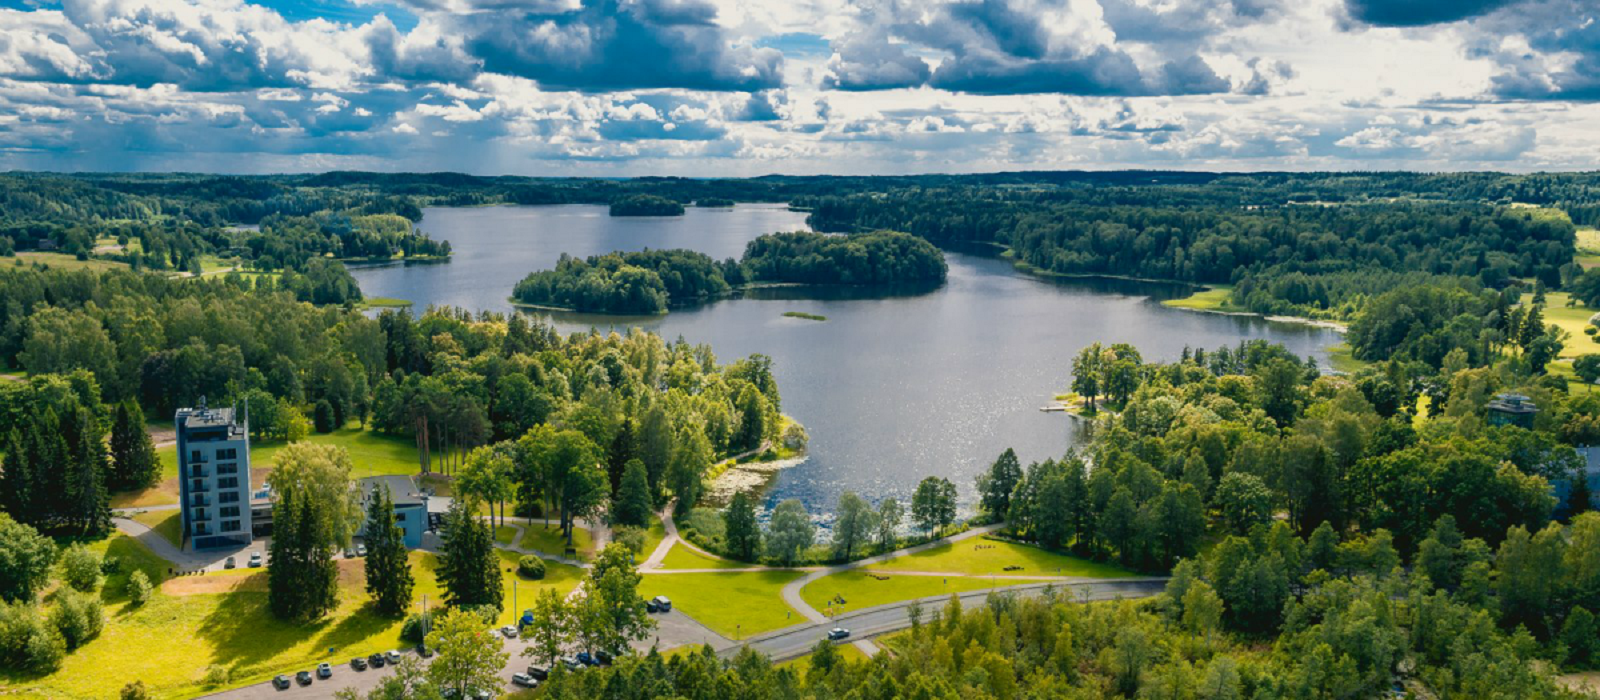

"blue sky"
[0,0,1596,175]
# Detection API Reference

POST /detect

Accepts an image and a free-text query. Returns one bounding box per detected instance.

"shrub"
[60,545,102,592]
[400,611,435,643]
[313,400,337,433]
[50,589,103,648]
[613,526,647,555]
[517,554,546,580]
[121,681,150,700]
[25,622,65,673]
[203,664,231,686]
[100,556,122,575]
[126,570,152,606]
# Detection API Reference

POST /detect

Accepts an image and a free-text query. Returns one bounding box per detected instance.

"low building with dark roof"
[358,475,429,549]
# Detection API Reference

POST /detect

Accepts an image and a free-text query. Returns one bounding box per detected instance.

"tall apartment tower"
[175,399,253,549]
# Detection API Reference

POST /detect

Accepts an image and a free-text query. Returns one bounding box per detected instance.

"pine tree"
[69,411,112,536]
[364,485,414,617]
[269,488,339,621]
[438,497,502,611]
[607,420,634,497]
[0,429,34,524]
[724,491,761,561]
[614,459,652,528]
[109,401,159,491]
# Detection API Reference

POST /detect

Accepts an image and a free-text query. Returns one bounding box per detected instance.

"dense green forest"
[6,170,1600,321]
[511,231,947,314]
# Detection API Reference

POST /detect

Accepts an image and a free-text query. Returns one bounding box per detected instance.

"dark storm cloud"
[1341,0,1519,27]
[456,0,783,92]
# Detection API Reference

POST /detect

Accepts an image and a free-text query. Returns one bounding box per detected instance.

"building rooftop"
[361,475,426,507]
[1487,393,1537,414]
[177,403,247,437]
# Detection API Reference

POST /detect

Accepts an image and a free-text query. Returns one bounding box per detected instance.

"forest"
[510,230,947,314]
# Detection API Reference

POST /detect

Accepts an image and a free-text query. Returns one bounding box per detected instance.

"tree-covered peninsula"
[609,194,685,217]
[511,230,948,314]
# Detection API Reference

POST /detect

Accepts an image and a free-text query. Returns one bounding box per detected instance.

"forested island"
[510,230,947,314]
[609,194,685,217]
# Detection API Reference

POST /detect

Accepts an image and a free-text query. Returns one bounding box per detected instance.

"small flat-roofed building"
[359,475,429,549]
[176,400,253,550]
[1487,392,1538,429]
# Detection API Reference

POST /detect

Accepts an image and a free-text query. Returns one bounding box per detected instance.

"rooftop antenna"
[198,395,207,411]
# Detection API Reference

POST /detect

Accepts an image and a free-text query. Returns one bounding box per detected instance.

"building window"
[219,492,240,503]
[222,520,240,532]
[220,506,240,518]
[218,463,238,475]
[218,448,238,460]
[190,450,201,462]
[218,477,239,489]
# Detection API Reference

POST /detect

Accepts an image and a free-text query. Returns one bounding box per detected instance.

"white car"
[356,544,368,557]
[499,625,518,638]
[248,552,263,567]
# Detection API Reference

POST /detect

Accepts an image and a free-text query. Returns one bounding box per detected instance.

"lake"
[350,204,1343,514]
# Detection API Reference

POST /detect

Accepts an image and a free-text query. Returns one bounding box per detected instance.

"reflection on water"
[352,204,1342,513]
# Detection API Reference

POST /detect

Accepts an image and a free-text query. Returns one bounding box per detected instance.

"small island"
[696,197,736,207]
[511,230,947,315]
[783,311,827,321]
[609,194,685,217]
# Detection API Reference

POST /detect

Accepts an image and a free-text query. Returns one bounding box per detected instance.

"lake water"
[351,204,1342,514]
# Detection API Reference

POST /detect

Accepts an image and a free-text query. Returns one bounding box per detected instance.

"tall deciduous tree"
[438,497,503,612]
[0,514,55,602]
[667,428,711,517]
[574,544,654,654]
[522,588,571,667]
[459,444,514,527]
[267,442,360,547]
[831,492,877,561]
[724,491,761,561]
[108,400,158,491]
[912,476,957,537]
[517,425,606,547]
[426,608,508,698]
[875,498,902,552]
[1072,343,1104,410]
[766,499,814,566]
[364,485,414,617]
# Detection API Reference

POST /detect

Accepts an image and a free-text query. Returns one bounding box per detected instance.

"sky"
[0,0,1597,175]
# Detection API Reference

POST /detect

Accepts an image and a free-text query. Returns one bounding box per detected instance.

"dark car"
[575,651,598,667]
[512,673,538,688]
[416,644,434,658]
[827,627,851,641]
[272,675,291,690]
[368,652,386,668]
[594,649,616,665]
[316,663,332,679]
[224,556,236,569]
[651,595,672,612]
[527,664,549,680]
[645,598,660,613]
[351,656,368,671]
[295,671,313,686]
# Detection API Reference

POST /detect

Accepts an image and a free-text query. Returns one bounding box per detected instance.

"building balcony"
[189,496,210,507]
[187,469,208,479]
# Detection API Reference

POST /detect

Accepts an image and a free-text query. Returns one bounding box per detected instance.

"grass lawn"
[866,536,1136,578]
[1326,343,1370,374]
[639,515,666,557]
[360,297,413,309]
[799,571,1055,617]
[114,426,420,509]
[6,541,578,700]
[518,523,595,560]
[1160,284,1237,313]
[658,542,751,570]
[1538,291,1600,361]
[2,252,130,273]
[130,509,182,548]
[637,571,804,640]
[495,526,517,545]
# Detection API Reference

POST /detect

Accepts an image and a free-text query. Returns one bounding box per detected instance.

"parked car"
[350,656,368,671]
[559,655,583,671]
[295,671,313,686]
[356,544,368,556]
[499,625,518,638]
[316,663,332,679]
[344,547,357,558]
[248,552,263,567]
[512,673,538,688]
[416,644,434,658]
[527,665,549,680]
[594,649,616,665]
[651,595,672,612]
[272,675,291,690]
[575,651,598,667]
[386,650,403,665]
[645,598,660,613]
[368,652,386,668]
[224,556,236,569]
[827,627,851,641]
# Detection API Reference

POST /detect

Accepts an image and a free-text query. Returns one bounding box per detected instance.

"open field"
[799,570,1054,617]
[637,571,804,639]
[865,536,1137,578]
[1539,292,1600,361]
[5,539,577,700]
[1160,284,1237,313]
[113,426,421,509]
[3,252,130,273]
[775,641,868,672]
